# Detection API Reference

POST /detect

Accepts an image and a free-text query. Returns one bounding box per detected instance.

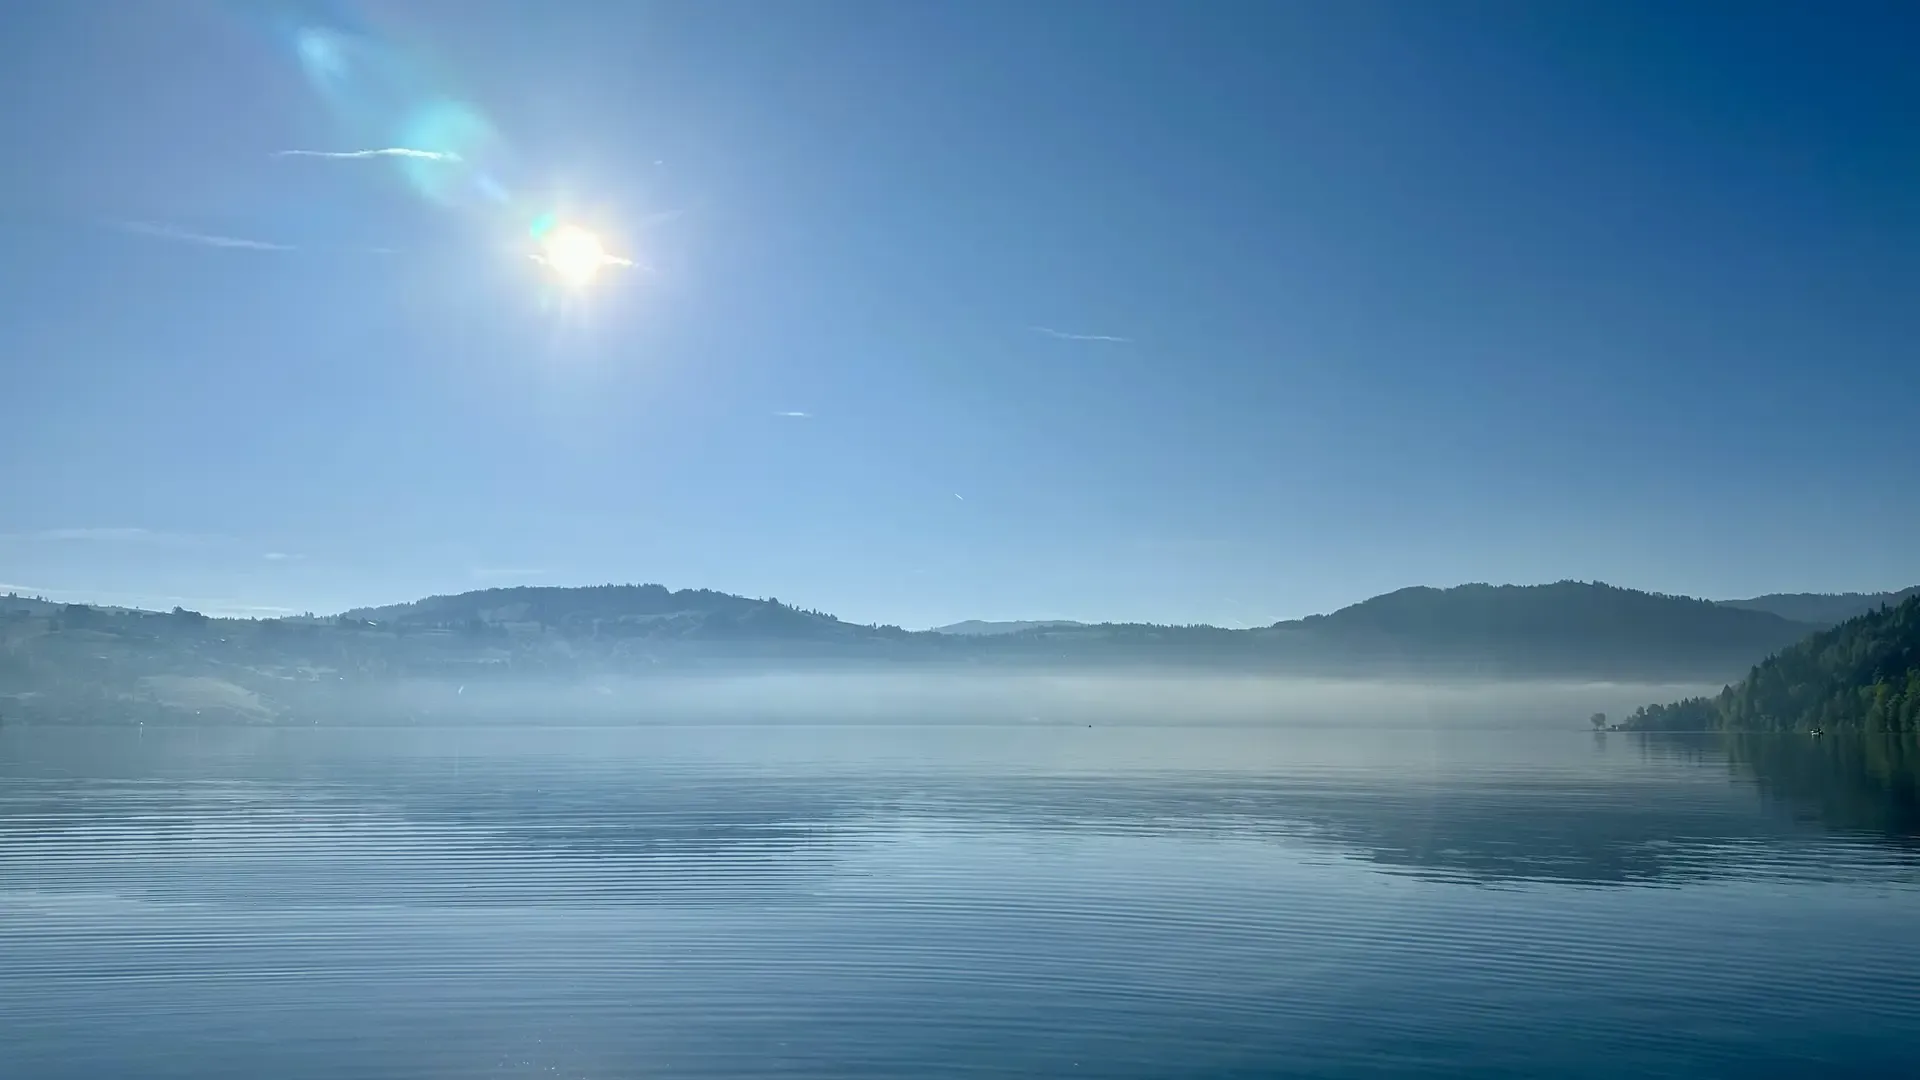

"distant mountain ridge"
[0,579,1852,725]
[1274,581,1813,674]
[1290,581,1806,646]
[1718,587,1920,627]
[932,581,1817,678]
[343,584,905,643]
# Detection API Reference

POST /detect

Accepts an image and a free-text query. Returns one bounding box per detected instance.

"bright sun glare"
[538,223,626,288]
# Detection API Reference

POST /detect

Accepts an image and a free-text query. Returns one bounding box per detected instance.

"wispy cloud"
[954,493,965,501]
[1032,326,1131,344]
[5,527,217,546]
[261,552,305,562]
[774,410,812,419]
[30,527,162,542]
[118,221,291,251]
[276,147,462,162]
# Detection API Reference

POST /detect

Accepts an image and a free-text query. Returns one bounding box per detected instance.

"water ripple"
[3,725,1920,1079]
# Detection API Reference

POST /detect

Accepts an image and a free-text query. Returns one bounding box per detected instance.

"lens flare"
[535,224,631,288]
[261,5,645,300]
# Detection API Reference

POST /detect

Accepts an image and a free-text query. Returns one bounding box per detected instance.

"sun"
[536,223,630,288]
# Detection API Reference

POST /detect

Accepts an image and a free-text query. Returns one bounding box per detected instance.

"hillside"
[340,580,1812,677]
[1719,587,1920,627]
[1625,595,1920,733]
[344,584,909,643]
[1270,581,1816,675]
[0,588,943,726]
[0,580,1832,724]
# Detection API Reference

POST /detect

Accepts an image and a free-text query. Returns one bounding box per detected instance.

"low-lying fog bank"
[316,670,1717,729]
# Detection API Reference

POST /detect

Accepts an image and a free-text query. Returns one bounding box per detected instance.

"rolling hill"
[1719,587,1920,627]
[1281,581,1814,672]
[1,579,1836,724]
[344,584,911,643]
[950,581,1817,678]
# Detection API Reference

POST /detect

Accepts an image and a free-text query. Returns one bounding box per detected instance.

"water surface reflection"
[3,724,1920,1080]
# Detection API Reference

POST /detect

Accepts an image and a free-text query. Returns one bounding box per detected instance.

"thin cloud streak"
[31,527,162,542]
[118,221,292,251]
[261,552,305,562]
[774,411,812,419]
[4,527,218,546]
[1032,326,1131,343]
[276,147,462,161]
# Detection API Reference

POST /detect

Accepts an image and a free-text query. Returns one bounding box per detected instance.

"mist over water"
[326,672,1724,728]
[4,693,1919,1079]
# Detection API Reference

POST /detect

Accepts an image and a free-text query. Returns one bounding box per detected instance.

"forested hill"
[900,581,1816,680]
[1625,595,1920,733]
[0,580,1832,725]
[1270,582,1814,673]
[343,584,906,642]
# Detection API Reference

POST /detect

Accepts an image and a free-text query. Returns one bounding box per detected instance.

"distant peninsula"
[2,579,1909,726]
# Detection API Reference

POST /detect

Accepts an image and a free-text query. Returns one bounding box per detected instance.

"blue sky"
[1,1,1915,628]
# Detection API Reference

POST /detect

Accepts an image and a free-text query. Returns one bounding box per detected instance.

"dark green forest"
[1626,595,1920,733]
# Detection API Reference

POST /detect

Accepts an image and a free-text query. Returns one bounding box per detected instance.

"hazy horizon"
[5,575,1916,631]
[7,666,1729,731]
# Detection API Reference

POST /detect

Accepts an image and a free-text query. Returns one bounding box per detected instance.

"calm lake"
[4,719,1919,1078]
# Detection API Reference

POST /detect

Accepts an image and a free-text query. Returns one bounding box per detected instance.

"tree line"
[1626,595,1920,733]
